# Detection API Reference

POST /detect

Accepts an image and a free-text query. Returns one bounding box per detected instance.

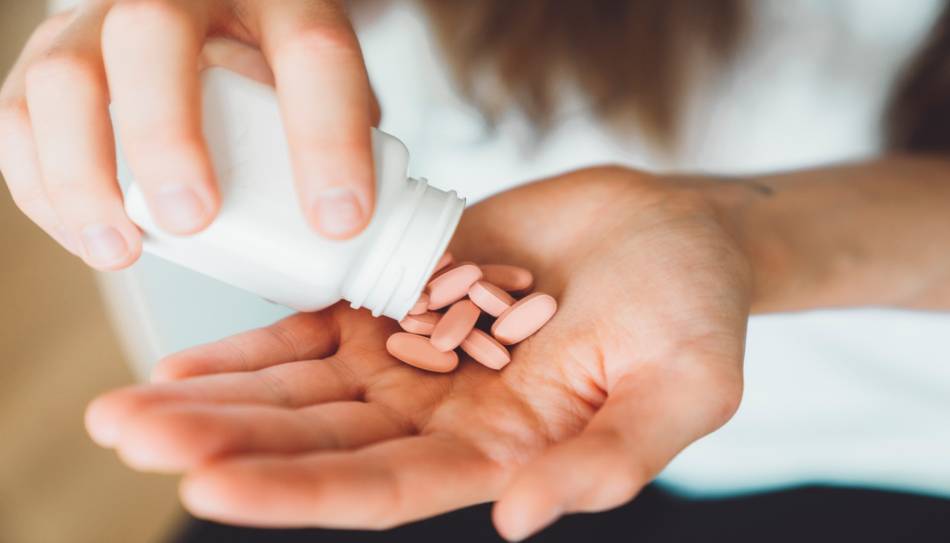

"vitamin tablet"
[408,293,430,315]
[468,280,515,317]
[430,299,481,352]
[460,328,511,370]
[491,292,558,345]
[480,264,534,292]
[399,311,441,335]
[386,333,459,373]
[427,263,483,310]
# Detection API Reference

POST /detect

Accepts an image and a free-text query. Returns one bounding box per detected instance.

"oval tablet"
[460,329,511,370]
[399,311,440,335]
[430,299,481,352]
[386,333,459,373]
[480,264,534,292]
[408,293,430,316]
[427,263,483,310]
[468,280,515,317]
[491,292,558,345]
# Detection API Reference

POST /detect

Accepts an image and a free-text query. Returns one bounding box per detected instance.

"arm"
[711,155,950,312]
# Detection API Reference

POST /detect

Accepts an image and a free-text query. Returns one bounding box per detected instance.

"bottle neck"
[342,177,465,319]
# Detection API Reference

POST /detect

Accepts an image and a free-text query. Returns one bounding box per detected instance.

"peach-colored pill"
[433,252,453,274]
[408,293,430,315]
[480,264,534,292]
[427,263,483,310]
[386,333,459,373]
[399,311,440,335]
[491,292,557,345]
[430,299,481,352]
[468,280,515,317]
[460,328,511,370]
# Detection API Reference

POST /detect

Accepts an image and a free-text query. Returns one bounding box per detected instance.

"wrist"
[697,178,799,314]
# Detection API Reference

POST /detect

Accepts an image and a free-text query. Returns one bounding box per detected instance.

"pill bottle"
[115,68,465,320]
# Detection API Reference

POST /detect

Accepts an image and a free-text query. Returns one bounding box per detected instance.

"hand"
[0,0,378,270]
[85,167,751,540]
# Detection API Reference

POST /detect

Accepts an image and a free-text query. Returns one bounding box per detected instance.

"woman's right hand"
[0,0,379,270]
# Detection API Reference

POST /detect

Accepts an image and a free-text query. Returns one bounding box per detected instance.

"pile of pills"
[385,253,558,373]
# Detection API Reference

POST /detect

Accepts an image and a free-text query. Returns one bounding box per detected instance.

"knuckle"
[279,26,360,62]
[25,50,99,91]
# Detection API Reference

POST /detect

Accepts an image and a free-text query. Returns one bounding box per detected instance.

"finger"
[115,400,410,473]
[152,311,340,382]
[253,0,376,239]
[0,12,76,252]
[101,0,220,235]
[181,434,505,529]
[493,368,742,541]
[0,100,75,252]
[86,356,362,448]
[24,7,141,269]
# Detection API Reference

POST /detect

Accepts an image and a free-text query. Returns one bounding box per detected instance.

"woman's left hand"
[85,167,752,540]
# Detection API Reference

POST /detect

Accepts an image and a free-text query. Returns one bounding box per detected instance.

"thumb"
[493,362,742,541]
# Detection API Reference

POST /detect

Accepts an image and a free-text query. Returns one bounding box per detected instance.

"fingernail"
[312,187,365,237]
[152,185,208,233]
[80,224,129,267]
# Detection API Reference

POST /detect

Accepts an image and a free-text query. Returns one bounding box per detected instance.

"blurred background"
[3,0,950,541]
[0,2,182,542]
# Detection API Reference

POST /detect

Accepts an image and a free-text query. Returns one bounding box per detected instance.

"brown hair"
[422,0,746,148]
[420,0,949,154]
[887,5,950,153]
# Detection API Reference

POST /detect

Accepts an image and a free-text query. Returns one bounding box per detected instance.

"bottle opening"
[343,178,465,320]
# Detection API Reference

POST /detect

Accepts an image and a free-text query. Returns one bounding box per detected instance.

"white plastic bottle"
[115,68,465,320]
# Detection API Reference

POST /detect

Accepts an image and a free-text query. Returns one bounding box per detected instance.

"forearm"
[710,155,950,313]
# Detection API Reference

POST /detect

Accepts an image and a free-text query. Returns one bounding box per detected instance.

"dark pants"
[172,484,950,542]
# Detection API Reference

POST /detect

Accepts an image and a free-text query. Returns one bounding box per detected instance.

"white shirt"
[50,0,950,498]
[359,0,950,498]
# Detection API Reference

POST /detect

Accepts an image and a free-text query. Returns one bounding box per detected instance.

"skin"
[85,168,751,540]
[83,160,950,539]
[0,0,379,271]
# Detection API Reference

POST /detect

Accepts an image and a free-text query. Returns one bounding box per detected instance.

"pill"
[386,333,459,373]
[399,311,441,335]
[480,264,534,292]
[430,299,481,352]
[491,292,558,345]
[427,263,483,310]
[408,293,430,315]
[468,280,515,317]
[433,252,454,274]
[460,328,511,370]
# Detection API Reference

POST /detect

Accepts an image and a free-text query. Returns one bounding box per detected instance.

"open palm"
[86,167,751,539]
